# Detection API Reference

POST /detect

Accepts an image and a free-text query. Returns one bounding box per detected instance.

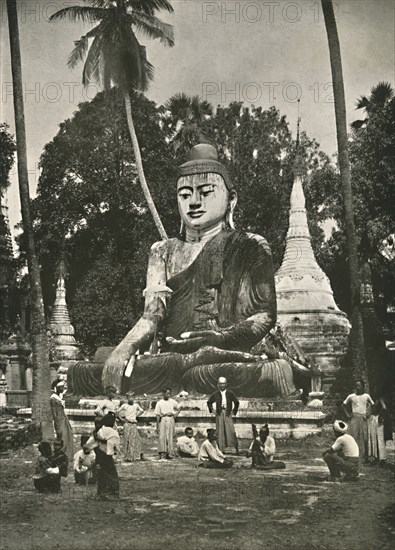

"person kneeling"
[177,427,199,458]
[323,420,359,481]
[198,429,233,469]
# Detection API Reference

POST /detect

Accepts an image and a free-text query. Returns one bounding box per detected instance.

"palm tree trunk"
[6,0,53,437]
[321,0,368,387]
[123,92,167,240]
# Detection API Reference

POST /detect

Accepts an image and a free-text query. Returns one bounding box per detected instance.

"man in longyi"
[342,380,374,463]
[207,377,239,454]
[70,144,297,398]
[155,389,180,460]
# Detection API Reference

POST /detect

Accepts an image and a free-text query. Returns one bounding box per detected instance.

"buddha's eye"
[201,190,213,197]
[178,191,192,199]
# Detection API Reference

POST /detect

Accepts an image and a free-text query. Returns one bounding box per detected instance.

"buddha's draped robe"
[68,230,296,397]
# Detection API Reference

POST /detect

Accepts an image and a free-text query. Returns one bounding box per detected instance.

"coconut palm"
[162,93,213,155]
[6,0,53,437]
[321,0,368,386]
[50,0,175,240]
[351,81,394,130]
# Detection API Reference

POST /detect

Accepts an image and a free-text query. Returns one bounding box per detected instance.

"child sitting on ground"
[33,441,61,494]
[74,435,97,485]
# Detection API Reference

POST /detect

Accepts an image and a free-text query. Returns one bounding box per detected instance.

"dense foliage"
[0,123,16,194]
[32,89,178,354]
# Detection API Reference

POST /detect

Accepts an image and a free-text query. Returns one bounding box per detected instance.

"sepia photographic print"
[0,1,394,549]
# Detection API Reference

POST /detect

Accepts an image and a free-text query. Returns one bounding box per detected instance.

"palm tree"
[351,81,394,130]
[321,0,368,387]
[50,0,175,240]
[6,0,53,437]
[162,93,213,155]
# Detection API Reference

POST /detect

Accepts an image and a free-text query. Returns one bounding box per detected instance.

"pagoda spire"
[48,255,81,365]
[275,111,350,390]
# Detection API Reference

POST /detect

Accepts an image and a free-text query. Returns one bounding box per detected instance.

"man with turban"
[322,420,359,481]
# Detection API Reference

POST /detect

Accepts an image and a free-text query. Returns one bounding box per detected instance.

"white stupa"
[275,125,350,390]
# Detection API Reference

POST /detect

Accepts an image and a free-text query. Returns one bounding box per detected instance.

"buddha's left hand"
[166,330,225,354]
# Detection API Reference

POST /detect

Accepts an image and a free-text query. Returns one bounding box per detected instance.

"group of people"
[35,375,391,496]
[323,380,392,481]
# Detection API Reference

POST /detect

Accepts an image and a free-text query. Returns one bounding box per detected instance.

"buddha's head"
[177,144,237,234]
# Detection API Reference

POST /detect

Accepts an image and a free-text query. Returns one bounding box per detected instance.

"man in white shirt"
[94,385,119,417]
[198,429,233,469]
[118,392,145,462]
[155,389,180,459]
[323,420,359,481]
[342,379,374,462]
[177,427,199,458]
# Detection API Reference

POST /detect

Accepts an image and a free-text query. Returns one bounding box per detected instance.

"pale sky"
[1,0,394,238]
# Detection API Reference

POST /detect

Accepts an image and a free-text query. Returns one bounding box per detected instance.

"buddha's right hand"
[102,342,137,390]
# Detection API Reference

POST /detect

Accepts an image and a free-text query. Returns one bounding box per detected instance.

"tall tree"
[50,0,175,240]
[321,0,368,386]
[6,0,52,436]
[351,81,394,130]
[0,123,17,339]
[162,93,213,157]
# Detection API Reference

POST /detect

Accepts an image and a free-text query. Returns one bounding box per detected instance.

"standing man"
[207,377,239,454]
[342,380,374,463]
[95,385,118,417]
[155,388,180,460]
[118,392,145,462]
[323,420,359,481]
[50,378,74,462]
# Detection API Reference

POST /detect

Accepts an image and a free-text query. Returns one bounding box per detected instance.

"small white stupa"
[275,119,350,390]
[49,258,82,374]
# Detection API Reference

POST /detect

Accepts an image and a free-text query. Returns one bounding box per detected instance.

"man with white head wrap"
[207,377,239,454]
[322,420,359,481]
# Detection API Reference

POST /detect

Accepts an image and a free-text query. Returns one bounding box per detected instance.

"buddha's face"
[177,173,229,232]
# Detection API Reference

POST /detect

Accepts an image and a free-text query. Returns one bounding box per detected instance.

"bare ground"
[1,434,394,550]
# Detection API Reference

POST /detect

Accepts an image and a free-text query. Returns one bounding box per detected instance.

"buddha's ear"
[226,191,238,230]
[229,190,238,212]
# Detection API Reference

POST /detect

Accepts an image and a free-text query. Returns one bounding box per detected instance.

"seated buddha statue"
[69,144,305,397]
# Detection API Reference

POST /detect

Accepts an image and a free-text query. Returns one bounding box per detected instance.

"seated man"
[246,424,285,470]
[198,429,233,469]
[177,427,199,458]
[323,420,359,481]
[73,435,97,485]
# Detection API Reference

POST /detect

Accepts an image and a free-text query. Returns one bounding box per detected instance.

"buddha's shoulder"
[149,238,181,255]
[235,231,272,253]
